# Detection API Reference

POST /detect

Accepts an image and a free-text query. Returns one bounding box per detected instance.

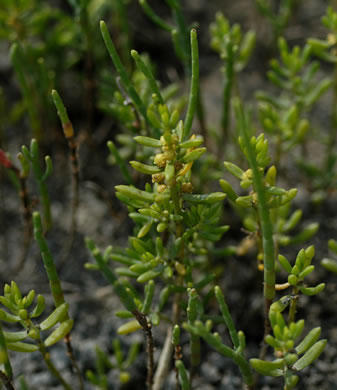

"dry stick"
[52,90,80,271]
[33,212,84,390]
[132,309,155,390]
[0,371,15,390]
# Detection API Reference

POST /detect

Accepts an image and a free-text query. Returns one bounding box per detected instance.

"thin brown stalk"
[0,370,15,390]
[64,333,84,390]
[15,175,33,272]
[132,309,154,390]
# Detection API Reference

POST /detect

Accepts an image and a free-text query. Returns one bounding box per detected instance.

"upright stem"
[235,101,275,344]
[0,371,15,390]
[16,176,32,271]
[221,42,234,150]
[39,343,72,390]
[132,309,154,390]
[183,29,199,140]
[33,212,84,389]
[288,286,299,324]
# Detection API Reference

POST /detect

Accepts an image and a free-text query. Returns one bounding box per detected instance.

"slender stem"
[64,333,84,390]
[131,50,164,104]
[214,286,239,349]
[100,21,148,123]
[235,101,275,302]
[34,212,84,388]
[0,370,15,390]
[183,29,199,140]
[52,89,80,269]
[33,212,66,307]
[234,101,275,367]
[132,309,154,390]
[170,0,190,74]
[139,0,174,32]
[288,286,299,324]
[38,180,52,232]
[39,343,72,390]
[221,42,235,149]
[16,176,33,270]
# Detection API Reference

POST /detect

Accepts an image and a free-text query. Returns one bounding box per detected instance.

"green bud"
[300,283,325,296]
[219,179,238,201]
[249,358,283,377]
[130,263,152,274]
[296,327,321,355]
[18,309,28,320]
[117,320,142,335]
[44,319,74,347]
[165,163,175,185]
[115,185,155,203]
[0,309,21,323]
[39,303,69,331]
[328,239,337,254]
[3,330,27,343]
[169,110,180,129]
[142,280,155,314]
[182,192,226,204]
[285,353,298,366]
[172,325,180,346]
[180,137,204,149]
[137,269,162,283]
[24,290,35,308]
[288,274,297,286]
[119,371,131,384]
[157,222,168,233]
[130,161,162,175]
[265,335,280,349]
[137,221,153,239]
[278,254,292,273]
[224,161,244,179]
[282,210,302,233]
[298,265,315,279]
[30,295,45,318]
[181,148,206,163]
[293,339,327,371]
[236,195,253,208]
[28,328,40,340]
[7,342,38,353]
[321,258,337,274]
[134,135,161,148]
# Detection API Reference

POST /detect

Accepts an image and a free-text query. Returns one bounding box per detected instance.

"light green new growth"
[100,21,148,124]
[22,140,52,232]
[183,29,199,140]
[234,99,275,301]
